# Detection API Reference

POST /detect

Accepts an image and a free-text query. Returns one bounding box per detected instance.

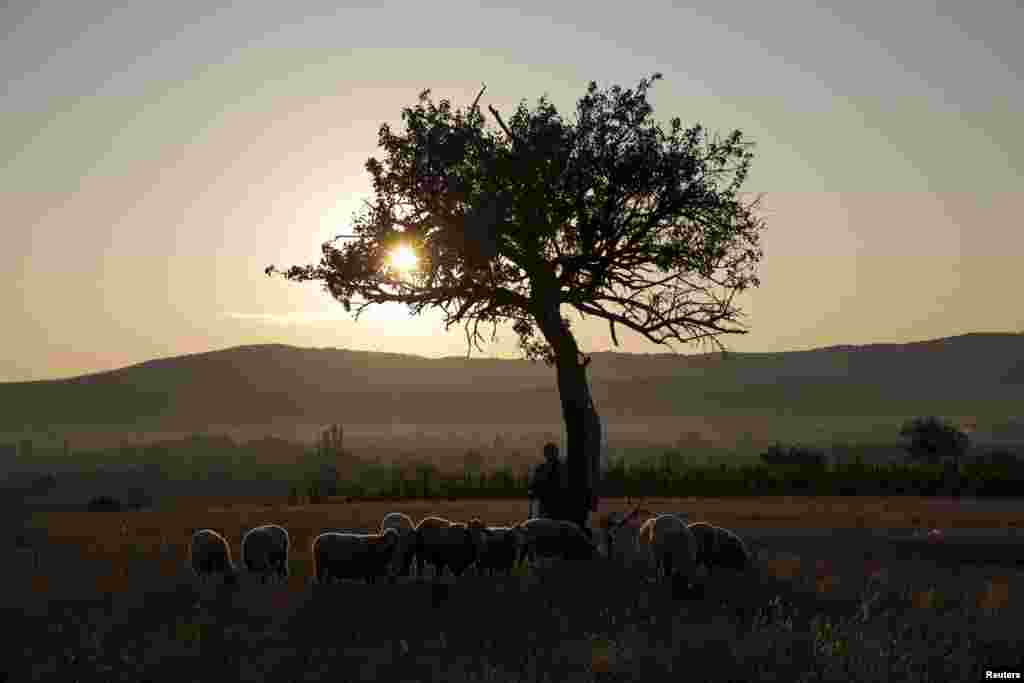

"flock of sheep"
[188,510,756,591]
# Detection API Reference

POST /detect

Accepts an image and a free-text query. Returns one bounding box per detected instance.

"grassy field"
[4,495,1023,680]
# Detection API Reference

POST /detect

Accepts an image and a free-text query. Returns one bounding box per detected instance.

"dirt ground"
[23,495,1024,583]
[143,493,1024,529]
[28,494,1024,556]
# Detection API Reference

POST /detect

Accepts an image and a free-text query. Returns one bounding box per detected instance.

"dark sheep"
[241,523,290,584]
[312,529,400,585]
[380,512,417,578]
[516,518,602,567]
[415,516,482,580]
[687,522,753,576]
[189,529,238,586]
[468,520,522,576]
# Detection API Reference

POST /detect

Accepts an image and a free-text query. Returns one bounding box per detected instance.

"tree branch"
[470,83,487,116]
[488,105,523,148]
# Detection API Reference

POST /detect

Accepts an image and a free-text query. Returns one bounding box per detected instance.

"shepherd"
[528,442,563,520]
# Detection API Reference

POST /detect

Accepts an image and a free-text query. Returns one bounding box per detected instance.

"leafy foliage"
[898,416,970,465]
[266,73,766,363]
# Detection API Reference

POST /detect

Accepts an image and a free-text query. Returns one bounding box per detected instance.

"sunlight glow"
[389,244,418,273]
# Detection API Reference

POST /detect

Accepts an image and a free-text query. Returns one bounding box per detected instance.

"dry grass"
[24,495,1024,592]
[5,495,1022,681]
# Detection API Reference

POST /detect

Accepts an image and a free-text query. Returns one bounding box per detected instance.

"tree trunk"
[532,296,602,532]
[553,359,601,530]
[581,376,603,511]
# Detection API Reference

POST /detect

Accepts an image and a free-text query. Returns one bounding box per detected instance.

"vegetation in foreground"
[8,491,1024,682]
[5,415,1023,679]
[4,529,1020,682]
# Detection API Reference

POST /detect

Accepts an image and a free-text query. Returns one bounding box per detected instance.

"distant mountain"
[0,332,1020,434]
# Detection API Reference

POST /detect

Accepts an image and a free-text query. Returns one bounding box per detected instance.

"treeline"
[294,450,1023,502]
[8,415,1024,508]
[20,443,1024,511]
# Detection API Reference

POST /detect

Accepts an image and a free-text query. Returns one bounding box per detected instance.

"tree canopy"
[899,416,970,465]
[266,73,766,365]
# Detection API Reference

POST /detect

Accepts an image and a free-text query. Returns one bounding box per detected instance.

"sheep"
[467,519,522,577]
[635,514,698,585]
[687,522,754,577]
[241,523,290,584]
[601,508,653,568]
[413,515,450,578]
[687,521,717,572]
[380,512,417,578]
[189,529,238,586]
[515,518,602,569]
[311,528,400,585]
[414,516,482,580]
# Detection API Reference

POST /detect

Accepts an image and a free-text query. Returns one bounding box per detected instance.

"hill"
[0,333,1020,442]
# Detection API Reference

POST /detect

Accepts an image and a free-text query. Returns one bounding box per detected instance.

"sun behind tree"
[389,244,418,273]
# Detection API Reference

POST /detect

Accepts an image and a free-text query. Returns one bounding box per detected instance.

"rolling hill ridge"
[0,332,1020,435]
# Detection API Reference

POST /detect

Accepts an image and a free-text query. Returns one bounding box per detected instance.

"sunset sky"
[4,1,1021,383]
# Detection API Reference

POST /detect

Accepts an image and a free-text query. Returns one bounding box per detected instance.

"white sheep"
[380,512,417,578]
[515,517,603,569]
[311,528,400,585]
[636,514,698,585]
[467,519,522,576]
[687,522,754,576]
[241,523,290,584]
[414,516,483,580]
[189,529,238,586]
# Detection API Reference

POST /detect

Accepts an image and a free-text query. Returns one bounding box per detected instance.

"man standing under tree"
[529,442,563,519]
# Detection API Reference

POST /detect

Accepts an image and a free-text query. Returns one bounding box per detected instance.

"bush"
[759,442,827,467]
[87,495,122,512]
[898,416,969,465]
[977,449,1022,466]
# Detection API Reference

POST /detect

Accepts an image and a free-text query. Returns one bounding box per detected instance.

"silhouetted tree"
[899,416,969,467]
[267,74,767,529]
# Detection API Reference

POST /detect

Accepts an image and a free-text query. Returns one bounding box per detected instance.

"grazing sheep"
[380,512,417,578]
[687,522,753,576]
[636,514,698,585]
[414,516,482,580]
[413,516,452,577]
[311,528,400,585]
[515,518,602,568]
[601,508,656,568]
[241,524,290,584]
[687,521,717,572]
[467,519,522,576]
[710,525,754,573]
[189,529,238,586]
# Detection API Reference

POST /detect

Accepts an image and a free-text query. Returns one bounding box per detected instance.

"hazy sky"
[4,1,1021,382]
